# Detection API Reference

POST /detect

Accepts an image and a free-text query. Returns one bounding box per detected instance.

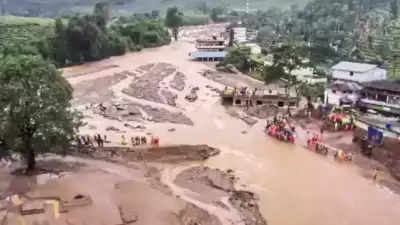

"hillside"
[1,0,310,17]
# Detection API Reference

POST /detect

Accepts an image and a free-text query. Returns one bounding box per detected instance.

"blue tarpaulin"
[368,126,384,144]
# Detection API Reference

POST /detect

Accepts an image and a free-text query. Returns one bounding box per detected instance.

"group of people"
[265,116,296,143]
[120,135,160,147]
[76,134,106,147]
[325,113,355,132]
[306,130,352,161]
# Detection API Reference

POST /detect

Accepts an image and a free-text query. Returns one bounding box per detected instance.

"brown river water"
[71,39,400,225]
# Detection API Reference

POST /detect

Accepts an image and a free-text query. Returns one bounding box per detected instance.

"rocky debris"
[118,205,139,224]
[175,166,267,225]
[138,63,155,72]
[176,166,235,192]
[106,126,121,132]
[179,203,222,225]
[216,64,240,74]
[229,191,267,225]
[168,128,176,132]
[205,85,221,94]
[161,90,178,106]
[227,108,258,126]
[246,105,279,119]
[124,123,146,130]
[185,87,200,102]
[73,73,128,105]
[390,160,400,181]
[140,105,194,126]
[170,72,186,91]
[123,63,177,105]
[91,100,193,126]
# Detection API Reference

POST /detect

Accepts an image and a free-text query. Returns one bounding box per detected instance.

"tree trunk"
[23,135,35,172]
[173,27,179,41]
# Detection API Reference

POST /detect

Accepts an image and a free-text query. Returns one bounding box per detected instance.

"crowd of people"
[306,130,353,161]
[75,134,160,148]
[75,134,106,147]
[265,115,296,143]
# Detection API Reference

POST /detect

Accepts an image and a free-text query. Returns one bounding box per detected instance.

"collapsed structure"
[221,86,297,108]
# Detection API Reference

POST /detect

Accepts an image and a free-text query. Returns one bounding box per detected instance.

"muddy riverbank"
[0,144,267,225]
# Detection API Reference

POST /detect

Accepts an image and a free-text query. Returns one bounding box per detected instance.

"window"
[349,71,354,76]
[332,90,337,94]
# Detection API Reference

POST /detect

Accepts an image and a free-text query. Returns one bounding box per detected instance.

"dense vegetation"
[0,2,171,66]
[240,0,400,78]
[0,54,82,171]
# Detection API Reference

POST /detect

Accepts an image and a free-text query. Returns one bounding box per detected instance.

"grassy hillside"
[2,0,310,17]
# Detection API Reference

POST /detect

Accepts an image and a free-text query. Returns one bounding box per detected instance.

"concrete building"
[191,38,227,61]
[331,61,387,82]
[324,81,363,105]
[221,87,297,108]
[325,61,387,105]
[357,80,400,116]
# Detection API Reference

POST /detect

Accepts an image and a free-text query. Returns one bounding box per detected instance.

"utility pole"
[246,0,249,15]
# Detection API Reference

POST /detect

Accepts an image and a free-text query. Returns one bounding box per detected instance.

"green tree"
[0,55,82,171]
[53,18,68,66]
[221,46,252,72]
[94,1,110,30]
[210,7,225,22]
[165,7,183,41]
[263,45,305,105]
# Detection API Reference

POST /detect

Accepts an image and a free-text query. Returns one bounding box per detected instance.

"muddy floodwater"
[149,96,400,225]
[67,24,400,225]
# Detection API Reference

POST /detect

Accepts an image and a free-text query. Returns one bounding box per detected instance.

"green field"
[0,15,55,25]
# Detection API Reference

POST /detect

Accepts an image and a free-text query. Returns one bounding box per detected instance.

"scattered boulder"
[185,87,200,102]
[216,64,240,74]
[106,126,121,132]
[118,206,139,224]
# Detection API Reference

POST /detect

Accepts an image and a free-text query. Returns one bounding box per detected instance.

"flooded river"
[70,37,400,225]
[151,95,400,225]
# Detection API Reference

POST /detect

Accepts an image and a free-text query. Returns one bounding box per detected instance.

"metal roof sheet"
[332,61,378,73]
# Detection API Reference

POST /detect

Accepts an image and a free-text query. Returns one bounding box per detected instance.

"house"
[357,80,400,116]
[325,61,387,105]
[331,61,387,82]
[324,81,363,105]
[226,24,247,44]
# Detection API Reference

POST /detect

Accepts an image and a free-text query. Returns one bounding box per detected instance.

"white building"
[324,81,363,105]
[232,27,247,43]
[331,61,387,82]
[325,61,387,105]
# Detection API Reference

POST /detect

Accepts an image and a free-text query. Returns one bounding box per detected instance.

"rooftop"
[191,51,227,58]
[331,61,378,73]
[363,80,400,93]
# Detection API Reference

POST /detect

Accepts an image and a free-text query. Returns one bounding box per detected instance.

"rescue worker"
[141,136,147,145]
[121,135,126,145]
